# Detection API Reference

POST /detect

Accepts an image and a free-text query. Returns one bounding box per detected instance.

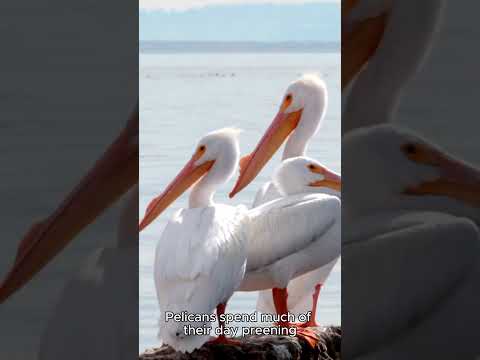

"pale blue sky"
[140,1,340,42]
[140,0,339,11]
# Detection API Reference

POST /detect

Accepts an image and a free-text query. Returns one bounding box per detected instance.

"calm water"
[139,52,341,351]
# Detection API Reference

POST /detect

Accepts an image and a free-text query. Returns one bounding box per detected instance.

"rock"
[140,326,341,360]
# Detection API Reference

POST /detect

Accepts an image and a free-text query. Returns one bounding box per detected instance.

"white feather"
[155,204,248,353]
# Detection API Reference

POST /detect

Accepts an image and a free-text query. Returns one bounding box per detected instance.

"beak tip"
[229,183,242,198]
[0,278,13,304]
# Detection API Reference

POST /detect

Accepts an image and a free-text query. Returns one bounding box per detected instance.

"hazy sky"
[140,0,339,11]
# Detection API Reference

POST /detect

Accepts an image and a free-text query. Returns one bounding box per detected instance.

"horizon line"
[139,41,340,53]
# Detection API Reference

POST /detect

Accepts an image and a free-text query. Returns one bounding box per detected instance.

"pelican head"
[273,157,341,196]
[139,128,241,231]
[344,125,480,221]
[230,74,327,197]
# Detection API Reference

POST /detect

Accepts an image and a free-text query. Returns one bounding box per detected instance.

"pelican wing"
[252,181,281,208]
[239,194,340,291]
[343,212,480,358]
[154,204,247,352]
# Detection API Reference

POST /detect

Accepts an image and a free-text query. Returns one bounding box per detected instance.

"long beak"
[310,168,342,191]
[404,148,480,207]
[139,156,214,231]
[229,109,302,198]
[0,106,139,303]
[342,8,388,89]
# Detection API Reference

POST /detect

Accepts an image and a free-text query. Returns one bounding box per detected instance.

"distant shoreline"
[140,41,340,54]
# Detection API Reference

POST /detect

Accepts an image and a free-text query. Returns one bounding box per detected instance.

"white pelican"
[229,74,340,326]
[139,128,249,353]
[255,157,341,327]
[140,127,342,349]
[230,74,327,200]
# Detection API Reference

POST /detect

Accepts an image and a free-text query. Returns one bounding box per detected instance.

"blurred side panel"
[0,0,138,359]
[343,1,480,358]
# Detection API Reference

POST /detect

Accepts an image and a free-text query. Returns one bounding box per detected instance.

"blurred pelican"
[39,188,138,360]
[0,106,139,360]
[0,107,138,303]
[342,0,446,134]
[342,1,480,358]
[342,124,480,358]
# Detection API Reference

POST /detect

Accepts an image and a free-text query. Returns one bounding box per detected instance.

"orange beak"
[139,150,214,231]
[342,1,389,89]
[404,146,480,207]
[310,167,342,192]
[0,106,139,303]
[230,98,303,198]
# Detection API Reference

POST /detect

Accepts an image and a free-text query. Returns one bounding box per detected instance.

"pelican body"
[343,0,446,133]
[39,189,139,360]
[343,124,480,358]
[255,157,341,324]
[140,127,342,350]
[230,75,341,336]
[342,2,480,357]
[0,107,139,359]
[139,128,248,353]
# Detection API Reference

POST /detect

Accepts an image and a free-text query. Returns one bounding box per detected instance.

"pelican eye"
[199,145,206,152]
[308,164,316,171]
[286,94,293,102]
[403,143,418,155]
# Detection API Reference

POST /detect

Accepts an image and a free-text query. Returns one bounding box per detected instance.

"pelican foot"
[296,328,320,348]
[294,320,319,328]
[274,321,299,328]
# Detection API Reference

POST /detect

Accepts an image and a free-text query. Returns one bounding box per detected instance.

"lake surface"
[139,51,341,351]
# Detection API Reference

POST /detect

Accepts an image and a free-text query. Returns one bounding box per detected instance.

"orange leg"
[297,283,322,328]
[272,287,320,348]
[207,303,241,346]
[272,287,295,327]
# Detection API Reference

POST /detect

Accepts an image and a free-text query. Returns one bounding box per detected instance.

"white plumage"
[228,74,340,322]
[39,189,139,360]
[342,125,480,358]
[244,193,340,285]
[156,204,248,352]
[343,0,446,134]
[156,189,341,351]
[143,127,342,351]
[255,157,341,318]
[140,128,248,353]
[342,2,480,357]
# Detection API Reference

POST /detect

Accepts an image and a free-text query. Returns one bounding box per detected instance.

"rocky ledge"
[140,326,341,360]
